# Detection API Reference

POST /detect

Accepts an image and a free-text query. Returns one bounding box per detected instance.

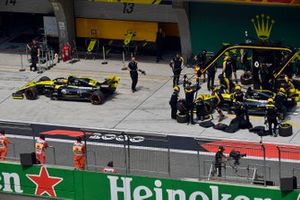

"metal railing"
[0,120,299,187]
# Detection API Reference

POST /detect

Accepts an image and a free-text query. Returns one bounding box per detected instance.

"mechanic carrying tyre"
[265,98,278,137]
[169,86,180,120]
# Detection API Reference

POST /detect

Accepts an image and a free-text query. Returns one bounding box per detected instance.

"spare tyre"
[176,113,187,123]
[278,123,293,137]
[39,76,51,82]
[24,87,38,100]
[90,90,105,105]
[240,72,253,85]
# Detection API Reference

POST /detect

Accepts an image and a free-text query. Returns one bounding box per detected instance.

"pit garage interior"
[0,0,57,52]
[0,0,185,59]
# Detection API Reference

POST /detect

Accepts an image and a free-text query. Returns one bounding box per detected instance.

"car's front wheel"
[24,87,38,100]
[90,91,105,105]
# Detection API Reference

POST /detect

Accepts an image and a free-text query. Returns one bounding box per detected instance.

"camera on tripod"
[229,150,246,165]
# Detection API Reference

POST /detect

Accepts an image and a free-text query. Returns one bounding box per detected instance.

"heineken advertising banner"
[0,162,299,200]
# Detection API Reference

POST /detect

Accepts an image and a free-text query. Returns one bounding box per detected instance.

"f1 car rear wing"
[200,43,294,77]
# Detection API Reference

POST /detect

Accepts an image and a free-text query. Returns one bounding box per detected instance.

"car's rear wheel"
[24,87,38,100]
[39,76,51,82]
[90,91,105,105]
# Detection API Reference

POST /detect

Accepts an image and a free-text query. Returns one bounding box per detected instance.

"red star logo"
[26,166,63,197]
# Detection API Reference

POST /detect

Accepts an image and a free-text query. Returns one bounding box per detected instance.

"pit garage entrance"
[0,0,58,52]
[75,18,181,58]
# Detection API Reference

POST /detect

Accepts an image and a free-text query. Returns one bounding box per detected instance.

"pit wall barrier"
[0,162,298,200]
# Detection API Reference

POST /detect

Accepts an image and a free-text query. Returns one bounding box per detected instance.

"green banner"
[190,3,300,54]
[0,162,299,200]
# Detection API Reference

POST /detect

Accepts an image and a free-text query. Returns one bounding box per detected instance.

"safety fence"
[0,120,299,188]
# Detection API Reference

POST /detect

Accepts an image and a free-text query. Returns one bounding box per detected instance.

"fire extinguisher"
[62,43,71,62]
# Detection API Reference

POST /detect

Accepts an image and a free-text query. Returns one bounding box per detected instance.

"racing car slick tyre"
[240,72,253,85]
[24,87,38,100]
[90,91,105,105]
[176,113,187,123]
[39,76,51,81]
[278,123,293,137]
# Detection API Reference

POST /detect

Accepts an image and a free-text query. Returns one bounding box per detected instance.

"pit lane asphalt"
[0,53,299,186]
[0,53,299,145]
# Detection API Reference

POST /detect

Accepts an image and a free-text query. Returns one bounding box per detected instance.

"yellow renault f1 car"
[12,75,120,105]
[196,88,296,115]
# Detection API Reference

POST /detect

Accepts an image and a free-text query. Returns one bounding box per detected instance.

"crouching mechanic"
[232,85,244,103]
[35,135,48,164]
[73,137,86,170]
[169,86,180,119]
[0,130,10,160]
